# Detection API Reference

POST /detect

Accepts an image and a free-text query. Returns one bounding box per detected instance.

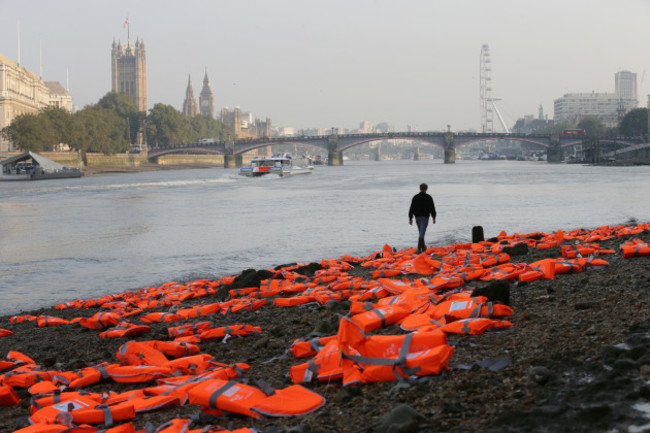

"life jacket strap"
[208,380,238,408]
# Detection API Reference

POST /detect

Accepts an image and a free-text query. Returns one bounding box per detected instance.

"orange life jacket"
[116,341,169,366]
[290,335,337,358]
[349,305,410,332]
[99,322,151,338]
[30,399,135,426]
[78,311,122,329]
[518,259,555,282]
[338,317,453,385]
[440,318,513,335]
[139,312,182,323]
[0,384,20,406]
[199,325,262,341]
[177,302,222,319]
[37,316,71,327]
[105,364,174,383]
[290,339,343,383]
[1,364,52,388]
[621,239,650,258]
[168,321,213,338]
[0,328,14,338]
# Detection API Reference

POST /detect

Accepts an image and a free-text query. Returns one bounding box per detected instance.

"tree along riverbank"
[0,225,649,432]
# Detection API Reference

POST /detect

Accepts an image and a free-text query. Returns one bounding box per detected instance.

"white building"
[553,71,638,128]
[0,53,72,152]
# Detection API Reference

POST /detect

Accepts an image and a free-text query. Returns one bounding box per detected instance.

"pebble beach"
[1,223,650,433]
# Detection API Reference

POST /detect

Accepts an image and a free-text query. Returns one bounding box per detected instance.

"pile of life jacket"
[1,223,648,432]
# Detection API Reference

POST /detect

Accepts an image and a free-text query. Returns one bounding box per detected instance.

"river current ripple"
[0,160,648,316]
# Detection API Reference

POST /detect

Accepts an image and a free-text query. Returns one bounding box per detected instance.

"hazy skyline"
[2,0,650,132]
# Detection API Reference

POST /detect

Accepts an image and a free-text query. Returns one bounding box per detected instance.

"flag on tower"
[123,16,129,28]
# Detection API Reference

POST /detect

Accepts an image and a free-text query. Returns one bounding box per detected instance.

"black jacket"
[409,192,436,220]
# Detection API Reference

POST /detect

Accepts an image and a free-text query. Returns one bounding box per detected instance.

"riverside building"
[111,38,147,112]
[0,53,72,152]
[553,70,638,128]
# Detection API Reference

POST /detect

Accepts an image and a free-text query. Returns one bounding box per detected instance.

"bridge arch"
[337,136,446,151]
[234,140,329,155]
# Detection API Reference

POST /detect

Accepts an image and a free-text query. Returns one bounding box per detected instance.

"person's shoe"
[417,238,425,253]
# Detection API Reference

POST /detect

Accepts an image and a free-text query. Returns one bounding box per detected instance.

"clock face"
[201,100,209,107]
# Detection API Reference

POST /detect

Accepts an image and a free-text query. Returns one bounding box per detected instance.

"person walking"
[408,183,436,253]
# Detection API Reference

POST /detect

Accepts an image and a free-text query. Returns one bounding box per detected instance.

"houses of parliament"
[112,35,271,141]
[182,72,271,140]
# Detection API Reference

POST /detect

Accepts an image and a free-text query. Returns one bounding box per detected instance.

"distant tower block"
[111,37,147,111]
[199,70,215,118]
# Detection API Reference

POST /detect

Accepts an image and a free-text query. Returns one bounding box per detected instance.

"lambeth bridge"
[146,131,646,167]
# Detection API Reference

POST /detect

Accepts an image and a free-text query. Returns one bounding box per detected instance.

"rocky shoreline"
[1,224,649,433]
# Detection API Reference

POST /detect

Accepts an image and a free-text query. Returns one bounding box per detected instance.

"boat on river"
[0,151,84,181]
[239,153,314,177]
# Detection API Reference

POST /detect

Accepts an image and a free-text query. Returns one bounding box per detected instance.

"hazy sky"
[2,0,650,132]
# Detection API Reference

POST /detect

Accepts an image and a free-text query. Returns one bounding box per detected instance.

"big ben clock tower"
[199,70,214,118]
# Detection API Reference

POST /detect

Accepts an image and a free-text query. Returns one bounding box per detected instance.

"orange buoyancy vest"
[440,318,513,335]
[349,305,410,333]
[139,312,182,323]
[30,399,135,426]
[99,322,151,338]
[412,252,441,275]
[78,311,122,329]
[561,244,597,258]
[250,384,326,417]
[106,364,174,383]
[168,321,214,338]
[338,317,453,384]
[117,341,170,366]
[553,258,583,274]
[65,364,112,389]
[518,259,555,282]
[188,379,325,418]
[289,339,343,383]
[621,239,650,258]
[7,350,36,365]
[166,354,216,375]
[1,364,52,388]
[187,379,267,418]
[141,340,200,358]
[177,302,222,319]
[442,301,513,322]
[0,383,20,406]
[199,325,262,341]
[290,335,338,358]
[37,316,71,327]
[480,263,527,281]
[0,328,14,338]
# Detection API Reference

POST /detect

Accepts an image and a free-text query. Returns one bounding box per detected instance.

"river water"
[0,159,648,316]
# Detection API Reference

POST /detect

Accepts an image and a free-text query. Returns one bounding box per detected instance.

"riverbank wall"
[1,152,230,174]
